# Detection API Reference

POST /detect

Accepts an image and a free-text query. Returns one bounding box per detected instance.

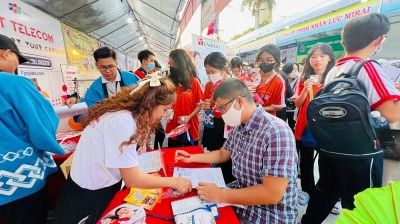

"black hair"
[204,52,230,71]
[93,47,116,62]
[230,57,242,69]
[193,51,201,58]
[213,78,253,103]
[169,49,198,90]
[138,49,155,63]
[154,60,161,68]
[342,13,390,53]
[301,43,335,84]
[282,62,299,74]
[255,44,281,71]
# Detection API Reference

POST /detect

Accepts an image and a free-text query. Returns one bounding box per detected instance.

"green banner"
[297,35,344,63]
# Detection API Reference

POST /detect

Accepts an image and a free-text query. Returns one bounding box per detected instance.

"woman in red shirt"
[166,49,203,147]
[202,52,235,183]
[251,44,286,116]
[293,43,335,205]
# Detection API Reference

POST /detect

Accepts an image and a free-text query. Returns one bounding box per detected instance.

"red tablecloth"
[100,146,240,224]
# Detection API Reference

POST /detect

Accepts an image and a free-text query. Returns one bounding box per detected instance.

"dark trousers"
[301,153,379,224]
[53,176,122,224]
[0,186,47,224]
[276,107,287,121]
[287,111,296,132]
[296,139,315,194]
[168,138,199,148]
[154,122,165,148]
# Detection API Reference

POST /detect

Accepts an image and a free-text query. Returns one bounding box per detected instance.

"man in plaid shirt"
[176,78,298,223]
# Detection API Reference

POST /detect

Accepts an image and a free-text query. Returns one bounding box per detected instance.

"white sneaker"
[298,191,310,205]
[331,201,342,215]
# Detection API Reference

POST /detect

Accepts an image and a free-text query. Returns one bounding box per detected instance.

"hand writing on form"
[197,182,224,203]
[174,150,193,163]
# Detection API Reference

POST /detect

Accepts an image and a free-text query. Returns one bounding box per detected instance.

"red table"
[100,146,240,224]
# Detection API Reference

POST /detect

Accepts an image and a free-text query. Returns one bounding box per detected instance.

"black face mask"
[169,66,180,85]
[259,63,275,73]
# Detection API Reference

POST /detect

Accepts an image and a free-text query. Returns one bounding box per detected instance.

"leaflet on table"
[124,183,162,211]
[97,203,146,224]
[171,196,217,224]
[137,150,165,174]
[172,167,226,188]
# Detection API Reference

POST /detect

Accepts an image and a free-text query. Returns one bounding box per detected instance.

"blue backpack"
[306,60,383,159]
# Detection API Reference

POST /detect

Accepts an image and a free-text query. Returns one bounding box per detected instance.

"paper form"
[138,150,162,173]
[173,167,226,188]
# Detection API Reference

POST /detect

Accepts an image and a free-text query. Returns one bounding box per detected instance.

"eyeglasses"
[98,65,117,71]
[218,97,236,114]
[257,59,275,64]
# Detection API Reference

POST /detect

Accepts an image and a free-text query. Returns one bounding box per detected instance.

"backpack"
[306,60,383,159]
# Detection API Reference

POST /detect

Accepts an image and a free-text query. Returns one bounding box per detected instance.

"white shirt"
[101,71,121,97]
[71,111,138,190]
[325,56,400,110]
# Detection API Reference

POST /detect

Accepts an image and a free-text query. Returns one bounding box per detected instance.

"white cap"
[242,62,249,66]
[370,111,381,118]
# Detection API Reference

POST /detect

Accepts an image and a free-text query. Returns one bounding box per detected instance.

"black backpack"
[306,60,383,159]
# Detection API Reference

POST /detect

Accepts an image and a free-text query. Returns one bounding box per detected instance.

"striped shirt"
[325,57,400,110]
[224,106,298,223]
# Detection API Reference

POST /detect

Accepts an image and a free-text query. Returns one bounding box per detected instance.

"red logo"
[198,38,204,46]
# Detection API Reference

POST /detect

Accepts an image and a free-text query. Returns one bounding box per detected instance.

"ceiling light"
[285,26,290,29]
[127,18,133,23]
[360,0,368,2]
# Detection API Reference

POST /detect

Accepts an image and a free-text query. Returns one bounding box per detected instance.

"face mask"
[209,73,223,84]
[259,62,274,73]
[169,66,180,85]
[370,44,383,58]
[221,99,242,127]
[288,72,298,79]
[147,62,155,71]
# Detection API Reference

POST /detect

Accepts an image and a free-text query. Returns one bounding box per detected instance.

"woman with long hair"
[167,49,203,147]
[293,43,335,205]
[53,76,192,223]
[202,52,235,183]
[282,62,300,132]
[251,44,286,116]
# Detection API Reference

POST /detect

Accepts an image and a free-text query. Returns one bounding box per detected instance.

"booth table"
[99,146,240,224]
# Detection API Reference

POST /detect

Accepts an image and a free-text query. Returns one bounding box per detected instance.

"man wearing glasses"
[175,78,298,223]
[65,47,140,108]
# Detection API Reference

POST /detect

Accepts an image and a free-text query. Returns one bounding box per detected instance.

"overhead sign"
[61,23,100,80]
[201,0,230,31]
[276,0,379,44]
[0,0,67,106]
[297,35,344,63]
[232,34,276,54]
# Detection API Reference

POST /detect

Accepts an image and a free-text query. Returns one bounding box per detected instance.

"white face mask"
[209,72,223,84]
[221,99,242,127]
[370,44,383,58]
[288,72,298,79]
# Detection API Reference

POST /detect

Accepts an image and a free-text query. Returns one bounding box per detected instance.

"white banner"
[0,0,67,106]
[117,50,127,71]
[191,34,226,85]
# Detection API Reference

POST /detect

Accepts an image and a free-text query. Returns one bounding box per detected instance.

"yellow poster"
[61,23,100,80]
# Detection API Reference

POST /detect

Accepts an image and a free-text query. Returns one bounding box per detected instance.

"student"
[301,13,400,224]
[202,52,235,183]
[293,43,335,206]
[251,44,286,116]
[0,34,66,224]
[166,49,203,147]
[176,78,298,223]
[153,60,161,72]
[65,47,140,108]
[134,49,155,79]
[53,76,192,224]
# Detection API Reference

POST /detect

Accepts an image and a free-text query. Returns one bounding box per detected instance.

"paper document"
[138,150,162,173]
[54,102,88,119]
[173,167,226,188]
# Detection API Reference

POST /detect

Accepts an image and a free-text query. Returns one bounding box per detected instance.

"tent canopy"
[22,0,188,63]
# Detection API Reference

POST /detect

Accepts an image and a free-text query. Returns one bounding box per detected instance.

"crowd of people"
[1,13,400,224]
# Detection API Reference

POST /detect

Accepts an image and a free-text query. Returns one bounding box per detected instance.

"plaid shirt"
[224,106,298,223]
